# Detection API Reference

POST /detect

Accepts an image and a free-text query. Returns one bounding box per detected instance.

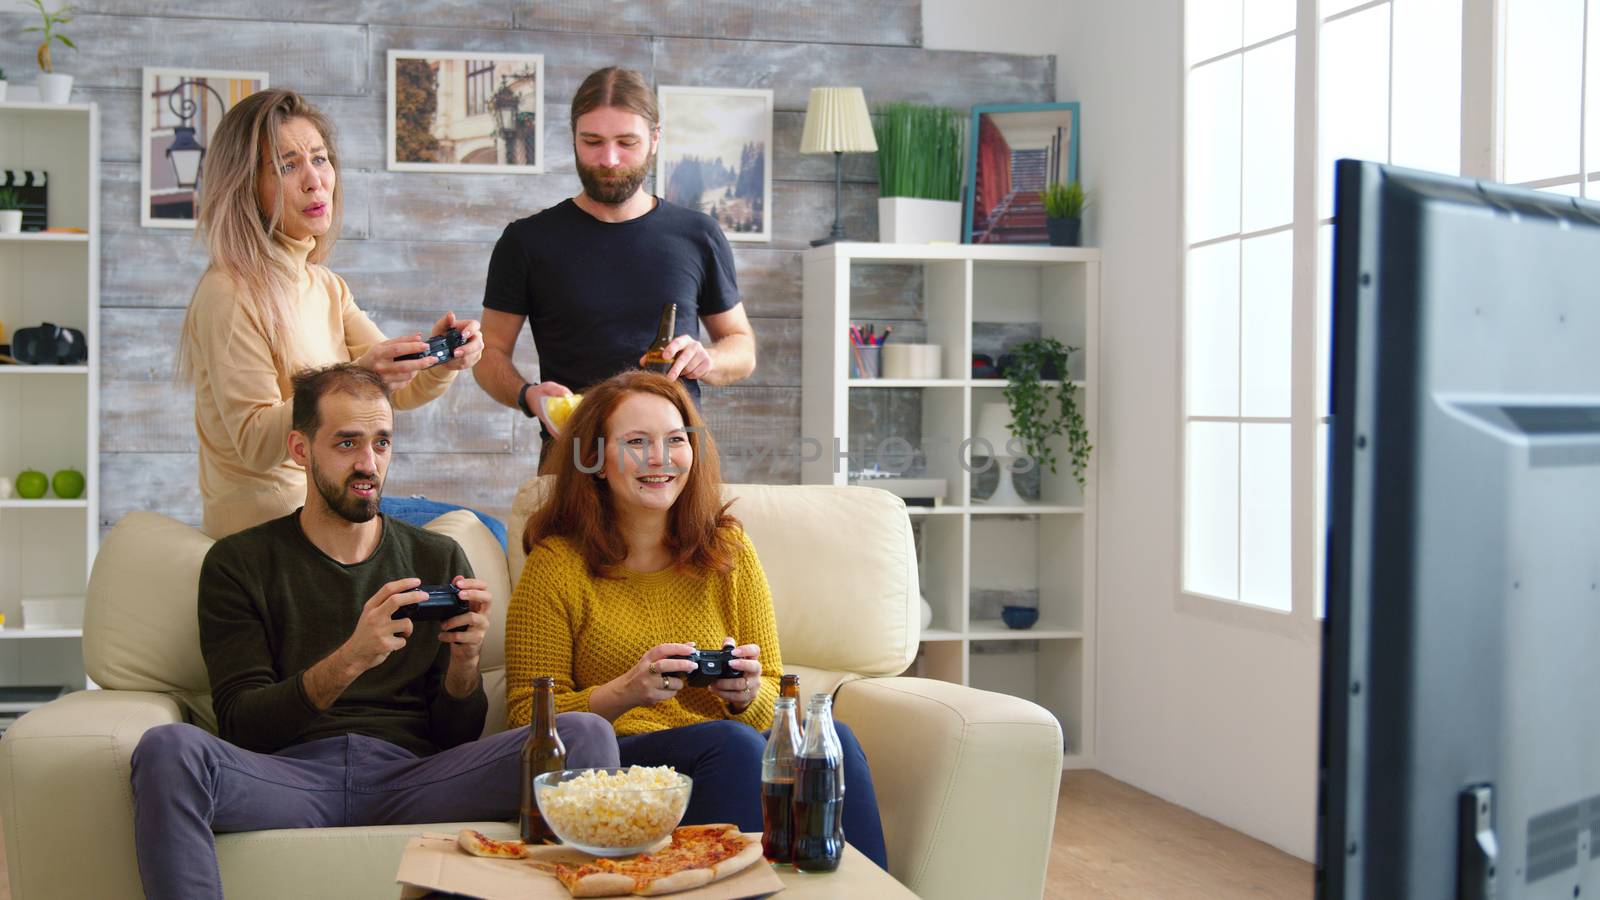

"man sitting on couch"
[127,363,618,899]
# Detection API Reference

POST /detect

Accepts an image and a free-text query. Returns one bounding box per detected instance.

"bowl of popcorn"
[534,766,692,857]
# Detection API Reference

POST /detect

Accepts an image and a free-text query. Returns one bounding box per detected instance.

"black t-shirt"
[482,197,741,402]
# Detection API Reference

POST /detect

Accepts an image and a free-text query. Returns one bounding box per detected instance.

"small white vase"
[36,72,73,104]
[0,81,9,102]
[0,210,22,234]
[878,197,962,245]
[920,596,934,630]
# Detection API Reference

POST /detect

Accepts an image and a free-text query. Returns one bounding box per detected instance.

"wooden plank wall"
[0,1,1054,532]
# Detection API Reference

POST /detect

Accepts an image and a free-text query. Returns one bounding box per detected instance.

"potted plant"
[0,188,22,234]
[873,102,964,244]
[0,66,9,102]
[22,0,76,104]
[1000,336,1092,488]
[1042,180,1087,247]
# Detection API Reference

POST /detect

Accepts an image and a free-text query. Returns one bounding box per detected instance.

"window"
[1182,0,1463,619]
[1502,0,1599,196]
[466,60,497,117]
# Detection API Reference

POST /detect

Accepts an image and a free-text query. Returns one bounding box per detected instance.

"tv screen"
[1319,160,1600,899]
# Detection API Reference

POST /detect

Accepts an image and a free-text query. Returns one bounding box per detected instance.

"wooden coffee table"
[397,842,915,898]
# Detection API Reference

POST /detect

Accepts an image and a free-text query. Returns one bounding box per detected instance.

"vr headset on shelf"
[4,323,87,365]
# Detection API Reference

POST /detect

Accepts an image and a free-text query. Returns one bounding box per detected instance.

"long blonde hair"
[177,89,344,380]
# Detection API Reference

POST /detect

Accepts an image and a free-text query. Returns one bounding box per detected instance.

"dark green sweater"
[198,511,487,756]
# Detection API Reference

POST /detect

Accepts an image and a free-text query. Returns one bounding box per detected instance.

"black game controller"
[396,328,464,365]
[669,648,739,687]
[391,584,471,632]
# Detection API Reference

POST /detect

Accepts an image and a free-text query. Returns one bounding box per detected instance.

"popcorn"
[537,766,691,849]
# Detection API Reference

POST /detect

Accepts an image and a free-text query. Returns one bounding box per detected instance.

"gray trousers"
[129,714,618,900]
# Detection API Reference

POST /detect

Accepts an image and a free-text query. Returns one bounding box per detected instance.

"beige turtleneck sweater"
[186,232,457,538]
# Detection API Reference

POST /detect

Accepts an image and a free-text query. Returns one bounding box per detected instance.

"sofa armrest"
[834,676,1063,900]
[0,690,185,900]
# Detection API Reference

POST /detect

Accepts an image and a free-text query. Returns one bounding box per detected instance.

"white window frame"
[1176,0,1500,638]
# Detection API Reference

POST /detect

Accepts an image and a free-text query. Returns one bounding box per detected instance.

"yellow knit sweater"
[505,528,782,736]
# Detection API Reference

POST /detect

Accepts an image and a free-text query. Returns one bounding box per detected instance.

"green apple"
[52,468,85,500]
[15,469,47,499]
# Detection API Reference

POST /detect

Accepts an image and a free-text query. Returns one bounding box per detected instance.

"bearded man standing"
[473,66,757,456]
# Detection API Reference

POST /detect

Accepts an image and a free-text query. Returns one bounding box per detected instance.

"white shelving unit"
[802,242,1099,768]
[0,101,99,703]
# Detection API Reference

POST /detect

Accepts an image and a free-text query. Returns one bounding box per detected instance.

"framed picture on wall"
[141,67,269,229]
[387,50,544,174]
[963,102,1081,244]
[656,86,773,242]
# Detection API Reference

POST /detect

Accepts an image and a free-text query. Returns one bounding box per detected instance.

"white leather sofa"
[0,481,1063,899]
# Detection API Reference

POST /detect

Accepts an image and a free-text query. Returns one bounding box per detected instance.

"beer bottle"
[792,693,846,873]
[779,673,800,701]
[519,676,566,844]
[760,687,802,863]
[641,303,677,374]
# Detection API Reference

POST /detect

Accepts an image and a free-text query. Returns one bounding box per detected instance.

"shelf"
[919,629,964,642]
[967,622,1084,640]
[0,628,82,639]
[0,365,89,375]
[0,232,89,244]
[0,100,94,114]
[970,379,1086,389]
[0,500,88,510]
[809,242,1100,264]
[968,504,1083,516]
[905,505,966,516]
[848,378,963,388]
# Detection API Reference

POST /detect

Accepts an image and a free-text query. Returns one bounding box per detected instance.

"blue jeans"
[380,495,507,550]
[129,715,617,900]
[616,719,888,871]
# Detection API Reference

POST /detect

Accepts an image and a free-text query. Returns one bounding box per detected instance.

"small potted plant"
[1042,180,1087,247]
[874,102,965,244]
[22,0,77,105]
[0,66,9,102]
[1000,336,1092,489]
[0,188,23,234]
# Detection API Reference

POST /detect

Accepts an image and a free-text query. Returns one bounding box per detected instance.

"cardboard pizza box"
[394,832,785,900]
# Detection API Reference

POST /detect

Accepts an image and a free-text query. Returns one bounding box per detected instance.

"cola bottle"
[791,692,845,873]
[760,676,802,863]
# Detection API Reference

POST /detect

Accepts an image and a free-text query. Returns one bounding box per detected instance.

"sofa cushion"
[85,510,507,695]
[509,478,918,677]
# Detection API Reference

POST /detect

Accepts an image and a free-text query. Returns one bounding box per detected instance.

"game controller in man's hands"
[669,648,739,687]
[391,584,470,632]
[395,328,464,365]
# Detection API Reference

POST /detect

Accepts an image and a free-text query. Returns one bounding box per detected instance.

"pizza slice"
[528,824,762,897]
[456,829,529,860]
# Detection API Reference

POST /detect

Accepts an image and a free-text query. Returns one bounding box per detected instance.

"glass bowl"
[534,767,692,857]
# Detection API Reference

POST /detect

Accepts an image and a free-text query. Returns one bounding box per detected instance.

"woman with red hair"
[504,371,886,867]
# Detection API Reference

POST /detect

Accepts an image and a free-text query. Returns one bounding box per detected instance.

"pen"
[877,325,893,346]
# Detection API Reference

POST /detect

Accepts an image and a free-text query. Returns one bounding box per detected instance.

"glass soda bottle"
[760,676,803,863]
[792,692,845,873]
[519,676,566,843]
[641,303,677,374]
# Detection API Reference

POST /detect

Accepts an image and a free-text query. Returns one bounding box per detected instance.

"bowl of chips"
[534,766,692,856]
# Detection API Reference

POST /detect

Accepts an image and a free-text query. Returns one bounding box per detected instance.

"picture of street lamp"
[140,68,268,229]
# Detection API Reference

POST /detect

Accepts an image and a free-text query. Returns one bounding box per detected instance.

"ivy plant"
[1000,337,1092,488]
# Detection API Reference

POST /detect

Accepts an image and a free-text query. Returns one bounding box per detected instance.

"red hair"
[523,371,739,576]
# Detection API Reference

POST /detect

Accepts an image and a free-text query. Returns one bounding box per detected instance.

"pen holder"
[849,344,881,379]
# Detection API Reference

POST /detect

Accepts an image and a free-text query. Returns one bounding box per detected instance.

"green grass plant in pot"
[0,187,23,234]
[874,102,964,244]
[1042,180,1087,247]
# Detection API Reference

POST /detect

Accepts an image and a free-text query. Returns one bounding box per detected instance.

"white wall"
[925,0,1323,861]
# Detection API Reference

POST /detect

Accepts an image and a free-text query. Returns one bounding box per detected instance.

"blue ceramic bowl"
[1001,606,1039,630]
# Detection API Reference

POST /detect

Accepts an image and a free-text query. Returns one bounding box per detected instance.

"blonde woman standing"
[178,89,484,538]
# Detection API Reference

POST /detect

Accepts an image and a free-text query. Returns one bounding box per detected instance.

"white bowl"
[534,767,692,857]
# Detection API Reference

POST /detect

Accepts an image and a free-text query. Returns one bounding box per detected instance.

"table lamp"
[799,87,877,246]
[974,400,1029,507]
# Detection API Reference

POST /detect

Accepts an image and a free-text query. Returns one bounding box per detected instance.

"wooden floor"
[0,770,1311,899]
[1049,770,1312,899]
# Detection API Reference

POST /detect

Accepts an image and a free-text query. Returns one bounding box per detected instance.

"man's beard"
[577,151,654,205]
[311,463,382,524]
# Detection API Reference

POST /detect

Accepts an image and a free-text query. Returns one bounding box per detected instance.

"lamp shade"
[799,87,878,155]
[974,401,1018,458]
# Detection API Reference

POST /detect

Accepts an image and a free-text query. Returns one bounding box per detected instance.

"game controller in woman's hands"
[668,648,739,686]
[396,328,464,365]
